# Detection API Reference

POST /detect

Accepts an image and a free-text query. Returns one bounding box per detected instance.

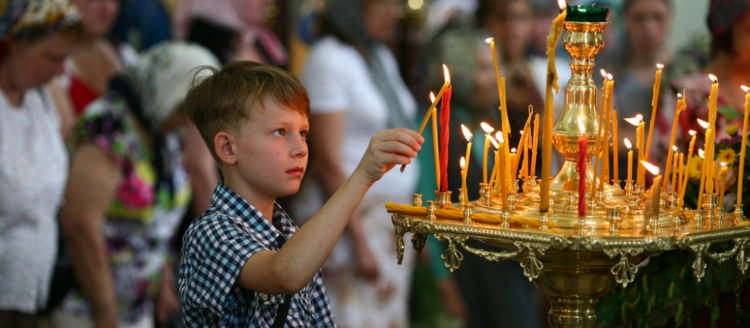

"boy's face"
[232,99,309,200]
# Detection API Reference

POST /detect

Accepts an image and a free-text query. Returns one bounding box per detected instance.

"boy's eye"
[300,130,309,140]
[272,128,286,136]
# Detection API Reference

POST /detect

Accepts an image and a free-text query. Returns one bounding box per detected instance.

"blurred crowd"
[0,0,748,327]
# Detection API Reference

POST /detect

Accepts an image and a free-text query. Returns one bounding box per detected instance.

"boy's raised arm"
[238,128,423,294]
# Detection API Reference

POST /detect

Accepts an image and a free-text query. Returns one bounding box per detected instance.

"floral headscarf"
[0,0,79,40]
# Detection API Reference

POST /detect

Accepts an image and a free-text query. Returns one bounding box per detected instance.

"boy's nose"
[290,137,308,158]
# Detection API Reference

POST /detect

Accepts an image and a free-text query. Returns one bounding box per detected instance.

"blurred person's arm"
[59,144,123,328]
[46,78,75,140]
[310,112,379,281]
[182,122,218,217]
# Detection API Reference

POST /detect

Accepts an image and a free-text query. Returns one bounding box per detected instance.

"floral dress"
[58,91,191,323]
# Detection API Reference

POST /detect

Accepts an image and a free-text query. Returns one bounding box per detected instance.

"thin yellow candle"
[460,157,468,203]
[540,0,567,212]
[673,152,683,194]
[531,113,540,180]
[645,63,664,162]
[461,124,473,181]
[519,131,529,180]
[671,146,679,194]
[600,70,614,184]
[705,128,715,198]
[708,74,719,128]
[625,114,645,187]
[662,93,686,192]
[612,110,619,183]
[679,130,698,206]
[480,122,495,184]
[510,148,519,182]
[643,161,662,216]
[697,149,706,208]
[485,37,511,141]
[737,85,750,210]
[431,95,441,188]
[718,162,728,209]
[624,138,633,184]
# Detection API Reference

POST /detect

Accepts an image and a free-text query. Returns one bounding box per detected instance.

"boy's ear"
[214,131,237,165]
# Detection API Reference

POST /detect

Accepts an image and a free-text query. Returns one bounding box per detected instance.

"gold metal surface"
[386,19,750,328]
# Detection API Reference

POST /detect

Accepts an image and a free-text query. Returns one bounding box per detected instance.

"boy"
[177,61,423,327]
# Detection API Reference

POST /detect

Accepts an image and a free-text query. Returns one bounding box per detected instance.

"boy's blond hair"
[183,61,310,161]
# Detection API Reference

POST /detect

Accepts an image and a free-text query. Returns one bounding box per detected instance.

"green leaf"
[718,105,742,121]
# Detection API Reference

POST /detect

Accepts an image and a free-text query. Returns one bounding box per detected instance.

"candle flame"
[697,118,709,129]
[656,63,664,70]
[484,37,494,44]
[641,161,660,175]
[720,162,727,169]
[677,92,683,99]
[461,124,473,141]
[480,121,494,134]
[624,138,632,149]
[429,91,436,103]
[460,156,466,169]
[600,69,607,78]
[488,135,499,148]
[510,148,517,153]
[557,0,566,11]
[672,145,679,152]
[698,149,705,158]
[607,73,613,80]
[495,131,504,143]
[442,64,451,84]
[742,85,749,93]
[689,129,697,136]
[708,74,718,83]
[624,115,643,126]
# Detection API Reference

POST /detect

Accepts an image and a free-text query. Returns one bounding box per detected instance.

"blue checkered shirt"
[178,184,335,327]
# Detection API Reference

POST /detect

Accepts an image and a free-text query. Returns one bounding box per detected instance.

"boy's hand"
[356,128,423,183]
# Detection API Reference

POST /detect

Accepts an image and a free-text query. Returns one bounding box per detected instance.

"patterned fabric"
[0,0,79,39]
[59,88,192,322]
[178,184,335,327]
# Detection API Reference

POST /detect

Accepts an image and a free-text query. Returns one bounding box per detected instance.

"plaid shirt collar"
[210,184,296,245]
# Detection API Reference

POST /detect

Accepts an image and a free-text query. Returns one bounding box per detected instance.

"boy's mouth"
[286,167,305,177]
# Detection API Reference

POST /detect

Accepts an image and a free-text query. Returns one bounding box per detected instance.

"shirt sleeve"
[178,215,268,320]
[301,40,349,114]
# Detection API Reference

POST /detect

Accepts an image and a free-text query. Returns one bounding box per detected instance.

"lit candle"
[674,152,683,195]
[431,93,441,187]
[439,83,452,192]
[531,113,540,180]
[645,63,664,162]
[480,122,495,184]
[625,114,645,188]
[697,148,707,208]
[612,110,619,183]
[703,75,719,199]
[737,85,750,210]
[578,118,587,218]
[671,146,679,194]
[485,37,510,141]
[405,92,439,175]
[662,93,686,192]
[625,138,633,185]
[460,156,468,203]
[679,130,698,206]
[540,0,567,212]
[600,70,614,184]
[496,132,507,199]
[643,161,662,217]
[718,162,728,210]
[461,124,473,182]
[518,131,528,180]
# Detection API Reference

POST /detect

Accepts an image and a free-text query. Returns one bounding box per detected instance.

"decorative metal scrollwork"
[736,238,749,275]
[610,255,638,287]
[515,242,546,282]
[411,233,426,252]
[438,236,468,272]
[689,243,709,282]
[392,215,407,265]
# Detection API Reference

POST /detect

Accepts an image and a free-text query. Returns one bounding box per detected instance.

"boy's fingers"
[376,140,419,158]
[377,128,423,151]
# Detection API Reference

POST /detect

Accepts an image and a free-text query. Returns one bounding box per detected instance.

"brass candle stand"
[386,15,750,328]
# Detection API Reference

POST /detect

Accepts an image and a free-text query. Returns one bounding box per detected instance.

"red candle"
[578,120,587,218]
[439,85,452,191]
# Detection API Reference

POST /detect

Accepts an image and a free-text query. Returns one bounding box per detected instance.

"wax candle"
[405,92,439,174]
[718,162,728,209]
[461,124,473,181]
[624,138,633,185]
[485,37,511,140]
[625,114,645,187]
[540,0,567,212]
[460,157,468,203]
[600,70,614,184]
[662,93,686,191]
[439,84,452,192]
[679,130,698,206]
[703,75,719,199]
[674,152,683,194]
[431,93,441,187]
[578,118,587,217]
[497,133,507,198]
[645,63,664,162]
[480,122,494,184]
[671,147,679,194]
[738,85,750,210]
[697,149,707,208]
[704,128,715,198]
[531,113,540,180]
[612,110,619,183]
[643,161,662,217]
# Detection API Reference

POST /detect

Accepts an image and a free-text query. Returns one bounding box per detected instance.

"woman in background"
[291,0,418,327]
[0,1,81,327]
